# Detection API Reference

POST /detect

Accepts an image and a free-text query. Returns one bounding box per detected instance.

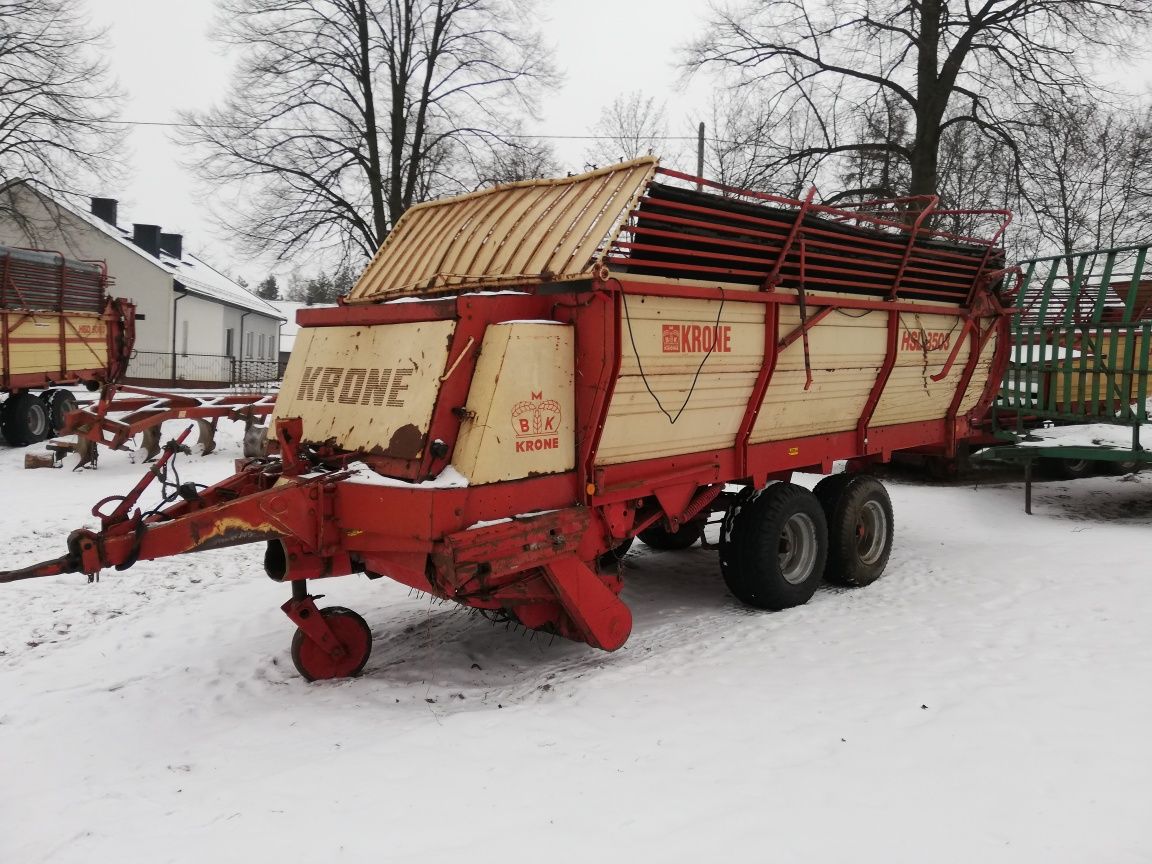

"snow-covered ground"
[1012,421,1149,452]
[2,421,1151,863]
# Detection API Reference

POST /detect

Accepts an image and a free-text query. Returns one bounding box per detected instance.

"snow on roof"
[168,253,284,320]
[25,182,283,320]
[270,300,337,352]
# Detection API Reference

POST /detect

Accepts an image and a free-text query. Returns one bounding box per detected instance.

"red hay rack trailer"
[0,160,1013,681]
[0,245,135,445]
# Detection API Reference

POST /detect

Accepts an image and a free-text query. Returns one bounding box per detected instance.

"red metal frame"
[63,383,274,454]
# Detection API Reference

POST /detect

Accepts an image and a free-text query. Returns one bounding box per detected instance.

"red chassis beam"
[0,420,631,651]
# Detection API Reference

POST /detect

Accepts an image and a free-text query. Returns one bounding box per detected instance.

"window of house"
[245,332,254,358]
[225,328,235,357]
[259,334,266,360]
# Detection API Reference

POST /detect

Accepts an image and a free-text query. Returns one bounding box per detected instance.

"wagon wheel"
[290,606,373,681]
[1039,457,1094,480]
[596,536,634,572]
[46,390,79,434]
[814,474,893,587]
[638,518,705,551]
[719,483,828,610]
[1105,459,1140,475]
[1,392,50,446]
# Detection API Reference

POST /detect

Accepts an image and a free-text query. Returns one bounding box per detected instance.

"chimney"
[90,197,118,226]
[160,232,183,260]
[132,223,162,258]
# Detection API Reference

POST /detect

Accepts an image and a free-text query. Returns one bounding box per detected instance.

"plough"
[58,384,275,468]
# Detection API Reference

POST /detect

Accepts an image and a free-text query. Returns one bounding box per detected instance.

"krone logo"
[511,390,562,453]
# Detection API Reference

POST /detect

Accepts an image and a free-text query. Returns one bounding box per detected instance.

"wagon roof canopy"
[346,157,659,303]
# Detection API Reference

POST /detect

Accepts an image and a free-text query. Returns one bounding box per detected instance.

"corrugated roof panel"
[346,158,658,302]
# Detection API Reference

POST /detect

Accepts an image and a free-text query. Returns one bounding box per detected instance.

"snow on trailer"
[0,245,135,445]
[0,158,1014,681]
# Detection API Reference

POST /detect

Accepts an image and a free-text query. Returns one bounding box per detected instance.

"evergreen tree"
[255,275,279,301]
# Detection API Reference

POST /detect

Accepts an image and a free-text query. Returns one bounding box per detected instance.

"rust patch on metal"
[382,423,426,458]
[190,517,282,552]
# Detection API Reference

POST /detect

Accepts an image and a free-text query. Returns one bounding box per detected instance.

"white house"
[0,180,284,386]
[270,300,336,371]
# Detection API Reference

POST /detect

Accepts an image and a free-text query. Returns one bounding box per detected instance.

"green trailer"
[980,242,1152,508]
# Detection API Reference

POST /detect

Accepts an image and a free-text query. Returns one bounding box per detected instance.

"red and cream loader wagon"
[0,245,135,445]
[0,159,1014,681]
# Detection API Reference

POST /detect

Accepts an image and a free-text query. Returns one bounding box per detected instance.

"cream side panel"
[956,328,1000,415]
[3,314,107,375]
[871,312,968,426]
[453,324,574,484]
[273,321,455,457]
[751,308,887,442]
[597,296,764,465]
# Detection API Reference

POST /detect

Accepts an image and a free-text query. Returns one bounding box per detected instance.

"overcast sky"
[93,0,1152,284]
[94,0,713,283]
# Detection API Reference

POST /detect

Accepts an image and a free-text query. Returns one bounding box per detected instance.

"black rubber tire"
[1039,457,1095,480]
[813,473,854,516]
[1,392,51,445]
[46,390,78,434]
[719,483,828,610]
[1105,459,1140,476]
[638,519,704,551]
[596,536,634,571]
[816,475,894,587]
[290,606,372,681]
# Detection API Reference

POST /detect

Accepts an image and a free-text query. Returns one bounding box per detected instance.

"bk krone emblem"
[511,391,561,438]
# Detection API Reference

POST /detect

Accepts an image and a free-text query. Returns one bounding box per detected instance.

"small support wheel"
[814,474,894,587]
[719,483,828,610]
[638,518,704,551]
[290,606,373,681]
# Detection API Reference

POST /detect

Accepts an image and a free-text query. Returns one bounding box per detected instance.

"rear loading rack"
[614,172,1007,304]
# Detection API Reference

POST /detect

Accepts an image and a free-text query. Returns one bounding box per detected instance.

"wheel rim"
[855,499,888,566]
[778,512,818,585]
[1067,460,1089,472]
[28,405,47,438]
[292,609,372,681]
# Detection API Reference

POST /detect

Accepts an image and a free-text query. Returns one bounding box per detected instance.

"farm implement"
[0,159,1015,681]
[57,383,276,468]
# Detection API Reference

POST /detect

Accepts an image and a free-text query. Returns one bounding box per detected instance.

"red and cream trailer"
[0,246,134,444]
[0,159,1013,680]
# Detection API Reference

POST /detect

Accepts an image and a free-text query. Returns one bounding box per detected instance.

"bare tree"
[0,0,121,206]
[471,135,560,187]
[179,0,557,262]
[703,89,824,197]
[585,91,676,167]
[1015,97,1152,256]
[687,0,1152,200]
